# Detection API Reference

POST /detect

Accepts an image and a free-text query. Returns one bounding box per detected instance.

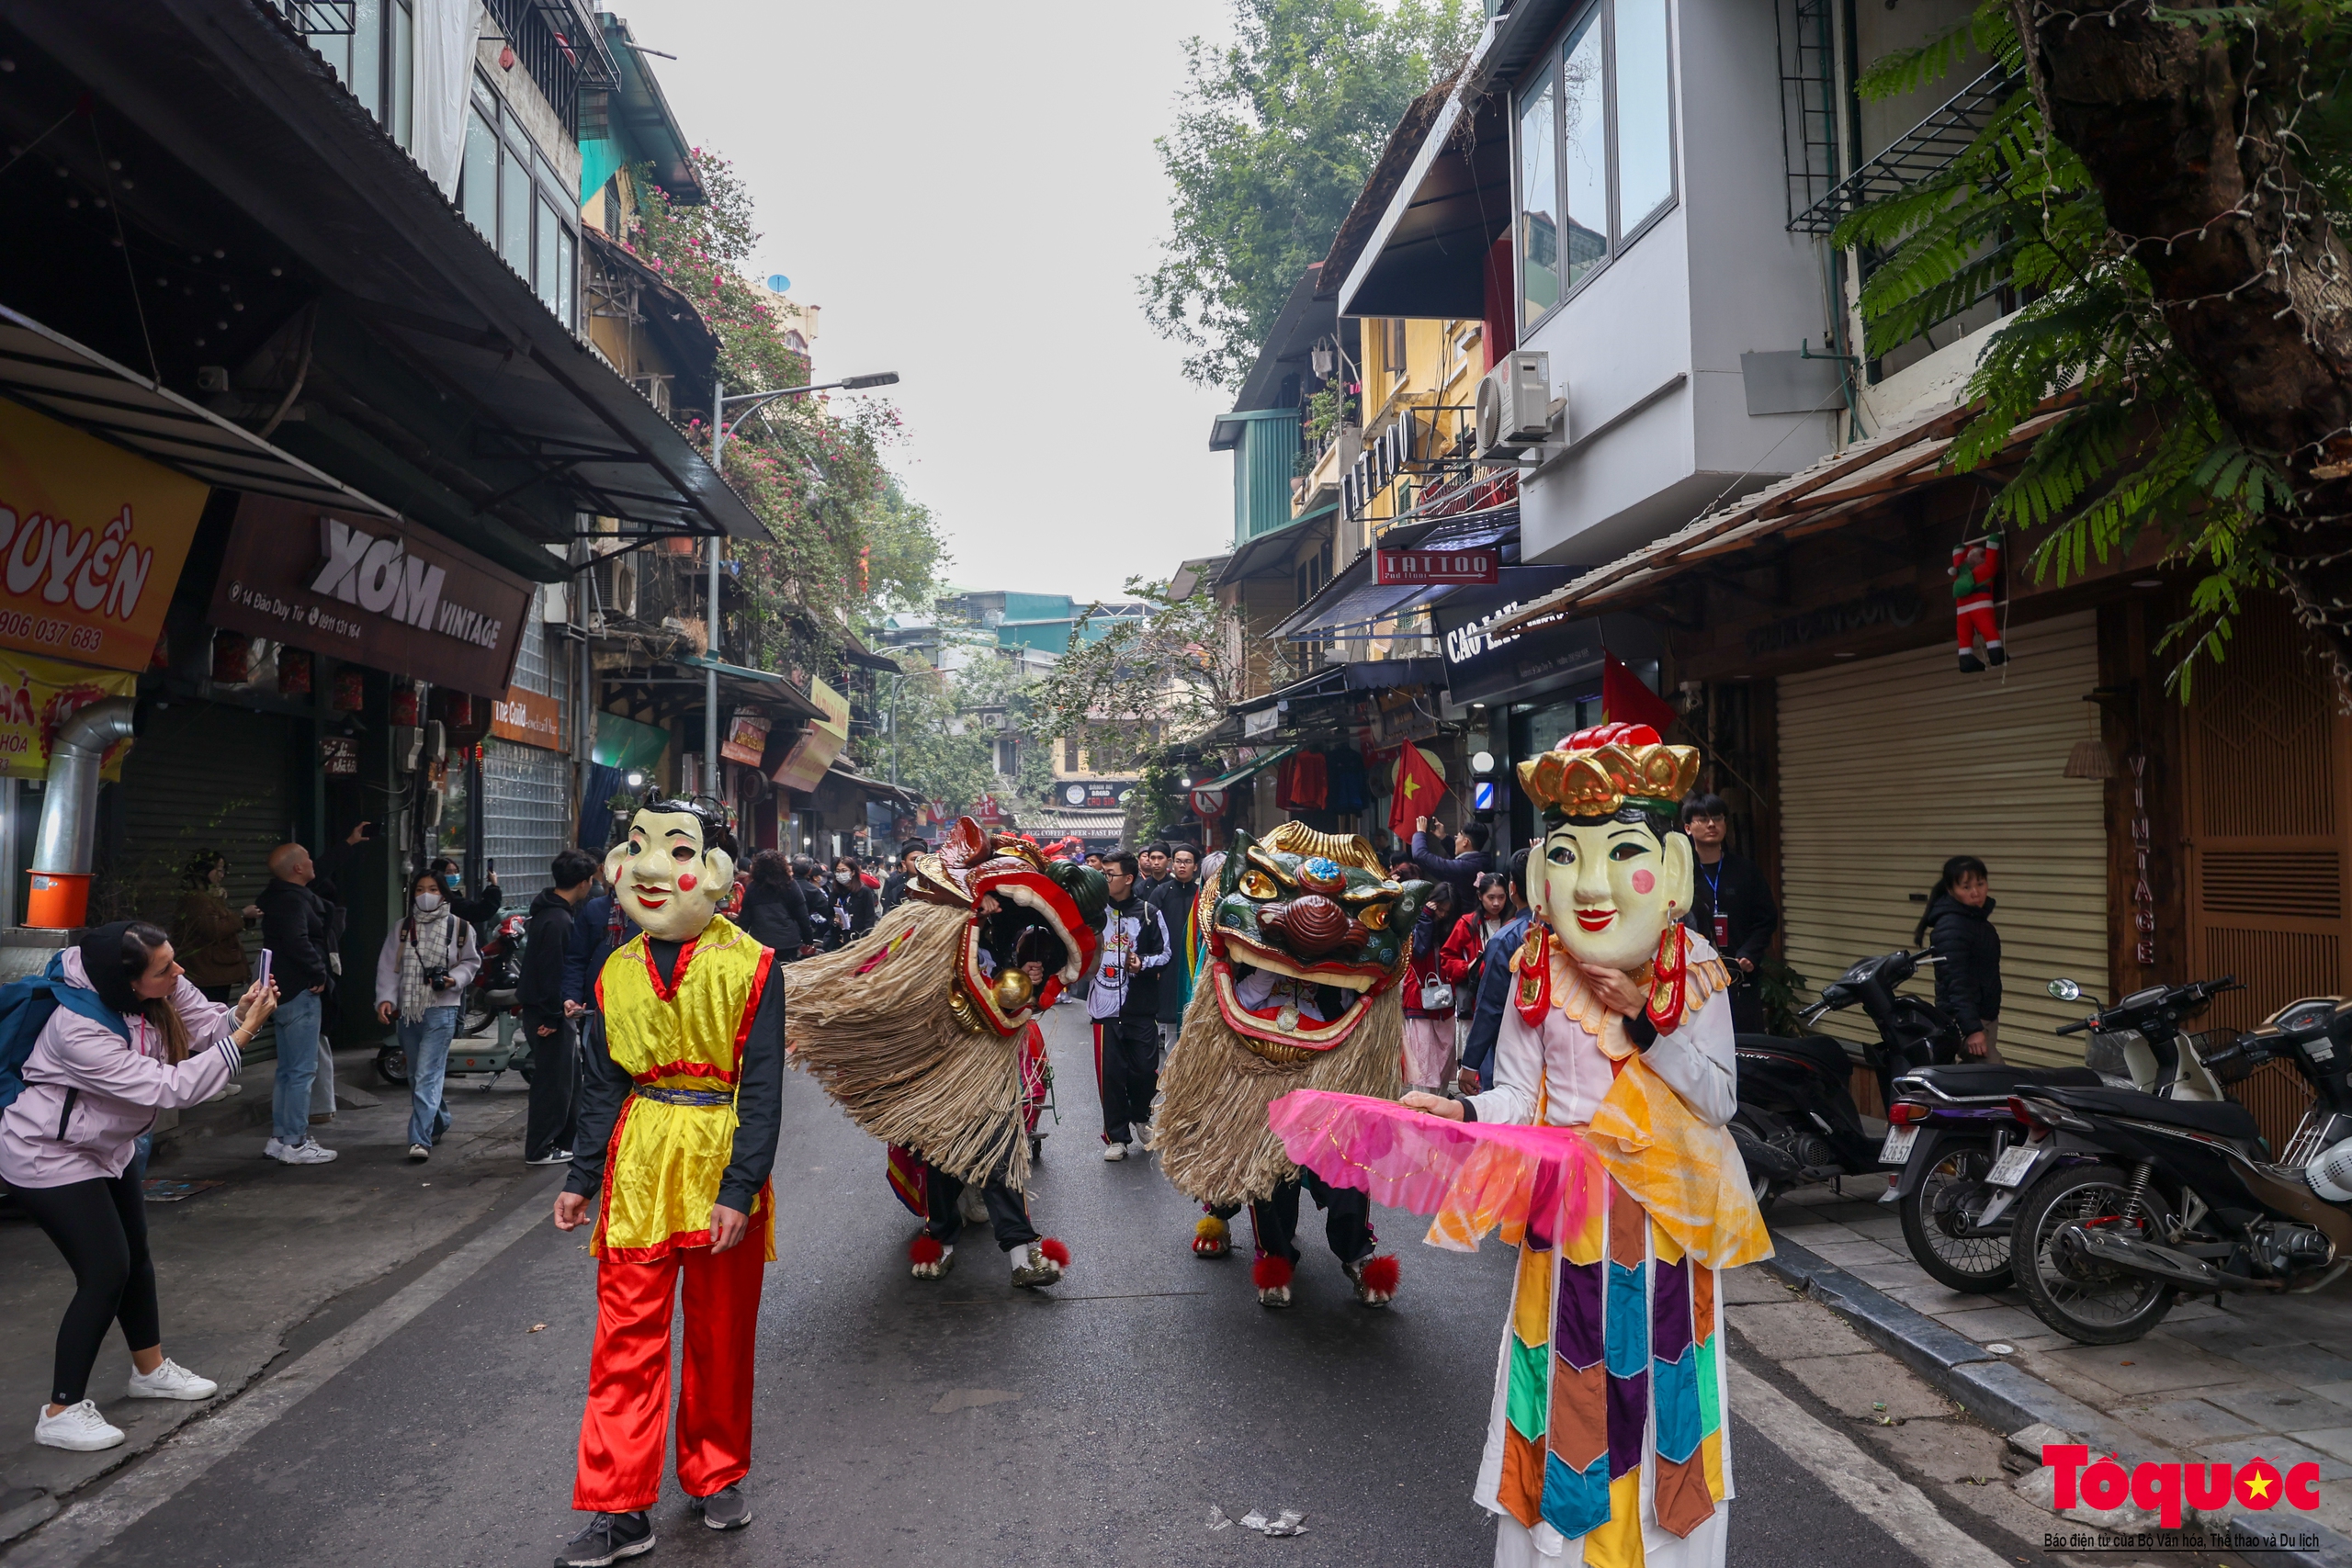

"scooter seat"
[1736,1031,1855,1080]
[2036,1084,2263,1142]
[1907,1064,2104,1100]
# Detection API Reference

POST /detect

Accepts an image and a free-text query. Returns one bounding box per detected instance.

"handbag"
[1419,974,1454,1012]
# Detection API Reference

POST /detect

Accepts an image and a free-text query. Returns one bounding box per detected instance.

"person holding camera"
[374,870,481,1163]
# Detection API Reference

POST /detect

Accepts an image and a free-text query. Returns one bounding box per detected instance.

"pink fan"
[1267,1089,1604,1252]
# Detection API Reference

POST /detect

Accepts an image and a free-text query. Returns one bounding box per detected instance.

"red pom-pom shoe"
[909,1234,951,1280]
[1252,1254,1294,1308]
[1348,1253,1399,1306]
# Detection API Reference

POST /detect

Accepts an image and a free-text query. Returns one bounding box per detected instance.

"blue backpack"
[0,953,130,1113]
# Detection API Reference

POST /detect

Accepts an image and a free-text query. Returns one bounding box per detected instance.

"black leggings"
[13,1172,160,1405]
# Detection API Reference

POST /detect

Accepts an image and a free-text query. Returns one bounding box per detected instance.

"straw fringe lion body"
[1151,976,1405,1207]
[784,904,1034,1190]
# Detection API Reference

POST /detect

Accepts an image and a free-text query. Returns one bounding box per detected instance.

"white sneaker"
[525,1149,572,1167]
[127,1359,216,1401]
[407,1144,431,1162]
[34,1400,123,1451]
[276,1138,337,1166]
[1102,1142,1128,1162]
[262,1137,288,1160]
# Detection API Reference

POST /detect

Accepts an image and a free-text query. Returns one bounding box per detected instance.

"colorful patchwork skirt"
[1474,1171,1731,1567]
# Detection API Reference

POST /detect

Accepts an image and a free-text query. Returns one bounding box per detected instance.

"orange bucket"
[25,872,90,929]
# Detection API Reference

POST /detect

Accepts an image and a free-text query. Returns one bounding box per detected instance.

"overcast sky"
[615,0,1241,604]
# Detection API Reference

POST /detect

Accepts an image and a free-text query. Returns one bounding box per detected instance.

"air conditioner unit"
[1476,352,1556,457]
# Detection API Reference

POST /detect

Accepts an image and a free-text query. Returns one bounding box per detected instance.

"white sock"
[1008,1243,1033,1271]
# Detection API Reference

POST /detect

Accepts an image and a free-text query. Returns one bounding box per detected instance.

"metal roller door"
[104,702,298,934]
[1776,610,2107,1067]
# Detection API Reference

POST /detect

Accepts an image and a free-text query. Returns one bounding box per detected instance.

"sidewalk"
[0,1046,544,1541]
[1765,1182,2352,1562]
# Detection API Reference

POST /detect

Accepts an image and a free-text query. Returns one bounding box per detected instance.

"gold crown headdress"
[1517,723,1701,818]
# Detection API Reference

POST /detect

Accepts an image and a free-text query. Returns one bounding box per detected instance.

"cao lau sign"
[1374,547,1499,587]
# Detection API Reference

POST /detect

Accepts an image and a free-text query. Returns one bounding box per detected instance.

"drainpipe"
[31,697,136,878]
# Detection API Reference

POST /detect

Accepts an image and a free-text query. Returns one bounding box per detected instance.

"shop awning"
[673,654,831,722]
[0,305,397,518]
[1324,74,1511,319]
[1217,506,1335,589]
[1270,502,1520,641]
[1487,401,2073,637]
[1199,744,1299,792]
[824,761,920,806]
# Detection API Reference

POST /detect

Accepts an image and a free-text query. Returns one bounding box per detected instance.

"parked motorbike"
[375,908,532,1089]
[2002,983,2352,1344]
[1879,976,2229,1294]
[1733,948,1962,1210]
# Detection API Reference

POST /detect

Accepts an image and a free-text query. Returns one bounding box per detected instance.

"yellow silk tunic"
[592,917,776,1262]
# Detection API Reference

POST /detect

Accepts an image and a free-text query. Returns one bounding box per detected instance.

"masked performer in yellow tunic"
[1402,724,1770,1568]
[551,798,783,1565]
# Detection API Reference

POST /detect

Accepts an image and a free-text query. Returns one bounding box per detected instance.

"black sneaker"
[555,1511,653,1566]
[693,1483,752,1531]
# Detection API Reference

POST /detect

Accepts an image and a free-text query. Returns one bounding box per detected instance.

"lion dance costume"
[786,819,1103,1287]
[561,798,782,1555]
[1269,725,1770,1566]
[1151,822,1433,1307]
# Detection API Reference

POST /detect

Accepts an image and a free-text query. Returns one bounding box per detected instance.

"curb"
[1758,1234,2352,1568]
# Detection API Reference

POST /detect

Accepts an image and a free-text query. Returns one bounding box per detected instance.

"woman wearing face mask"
[830,855,876,946]
[374,871,483,1161]
[0,921,277,1451]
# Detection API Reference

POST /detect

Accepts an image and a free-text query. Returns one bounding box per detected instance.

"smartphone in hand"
[255,948,274,992]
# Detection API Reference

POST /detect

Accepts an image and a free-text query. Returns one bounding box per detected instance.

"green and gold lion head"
[1203,821,1432,1062]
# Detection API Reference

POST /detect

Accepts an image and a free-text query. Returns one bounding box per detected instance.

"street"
[7,1008,2029,1568]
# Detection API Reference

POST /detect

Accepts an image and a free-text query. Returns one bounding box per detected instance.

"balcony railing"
[1788,64,2016,236]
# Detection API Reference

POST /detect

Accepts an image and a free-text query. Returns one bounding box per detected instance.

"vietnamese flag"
[1389,741,1445,840]
[1602,651,1679,734]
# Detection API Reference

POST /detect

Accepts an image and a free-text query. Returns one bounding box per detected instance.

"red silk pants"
[573,1239,765,1512]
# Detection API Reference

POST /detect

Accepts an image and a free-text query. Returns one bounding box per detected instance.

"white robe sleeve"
[1464,1002,1545,1126]
[1639,991,1738,1127]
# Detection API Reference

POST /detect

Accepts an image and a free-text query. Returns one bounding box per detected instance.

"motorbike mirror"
[2047,977,2082,1002]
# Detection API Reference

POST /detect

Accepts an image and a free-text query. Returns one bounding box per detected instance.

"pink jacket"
[0,949,243,1189]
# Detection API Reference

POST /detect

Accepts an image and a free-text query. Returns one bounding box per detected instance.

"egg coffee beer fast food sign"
[210,495,533,699]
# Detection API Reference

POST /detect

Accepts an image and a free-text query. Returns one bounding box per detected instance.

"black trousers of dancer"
[15,1170,161,1405]
[1092,1015,1159,1144]
[1247,1170,1374,1267]
[922,1160,1038,1253]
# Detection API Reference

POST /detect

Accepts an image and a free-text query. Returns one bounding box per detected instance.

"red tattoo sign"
[1374,548,1499,586]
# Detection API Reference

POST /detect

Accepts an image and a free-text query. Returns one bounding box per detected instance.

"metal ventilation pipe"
[31,697,136,875]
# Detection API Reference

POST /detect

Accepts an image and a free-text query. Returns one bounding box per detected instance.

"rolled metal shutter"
[481,739,572,903]
[1776,610,2106,1067]
[105,702,298,931]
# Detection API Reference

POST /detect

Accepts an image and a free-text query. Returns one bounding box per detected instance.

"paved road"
[40,1006,1957,1567]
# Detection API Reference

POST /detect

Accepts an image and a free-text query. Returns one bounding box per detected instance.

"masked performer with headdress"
[552,798,781,1565]
[1383,723,1770,1567]
[786,819,1103,1289]
[1150,822,1432,1306]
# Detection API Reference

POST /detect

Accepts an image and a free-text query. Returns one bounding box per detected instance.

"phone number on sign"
[0,611,101,655]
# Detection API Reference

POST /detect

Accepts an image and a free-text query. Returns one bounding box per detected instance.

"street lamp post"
[706,369,900,802]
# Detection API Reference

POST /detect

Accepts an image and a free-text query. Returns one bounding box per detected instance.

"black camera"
[424,967,453,990]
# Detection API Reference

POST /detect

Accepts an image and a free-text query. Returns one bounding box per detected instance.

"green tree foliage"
[876,645,1051,823]
[1142,0,1478,388]
[1837,2,2352,692]
[628,153,945,671]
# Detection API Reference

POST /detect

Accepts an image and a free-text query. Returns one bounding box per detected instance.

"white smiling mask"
[604,806,736,943]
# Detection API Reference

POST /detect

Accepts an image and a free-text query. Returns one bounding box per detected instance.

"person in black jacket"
[519,849,598,1164]
[1679,794,1780,1033]
[791,856,835,953]
[879,840,925,913]
[1086,852,1170,1159]
[1148,847,1203,1032]
[1916,855,2003,1063]
[736,851,807,959]
[1409,816,1494,913]
[257,843,337,1164]
[431,855,503,929]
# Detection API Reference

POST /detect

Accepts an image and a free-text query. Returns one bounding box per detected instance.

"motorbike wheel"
[1731,1113,1782,1217]
[1898,1144,2013,1292]
[2011,1163,2177,1344]
[375,1045,409,1089]
[458,1004,497,1040]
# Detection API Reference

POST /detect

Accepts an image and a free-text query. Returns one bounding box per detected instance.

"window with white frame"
[303,0,416,149]
[457,72,581,331]
[1515,0,1677,327]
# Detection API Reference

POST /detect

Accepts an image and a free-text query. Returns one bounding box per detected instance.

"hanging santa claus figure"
[1951,534,2006,672]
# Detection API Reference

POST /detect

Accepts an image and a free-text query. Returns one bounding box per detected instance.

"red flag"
[1601,652,1679,734]
[1388,742,1446,840]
